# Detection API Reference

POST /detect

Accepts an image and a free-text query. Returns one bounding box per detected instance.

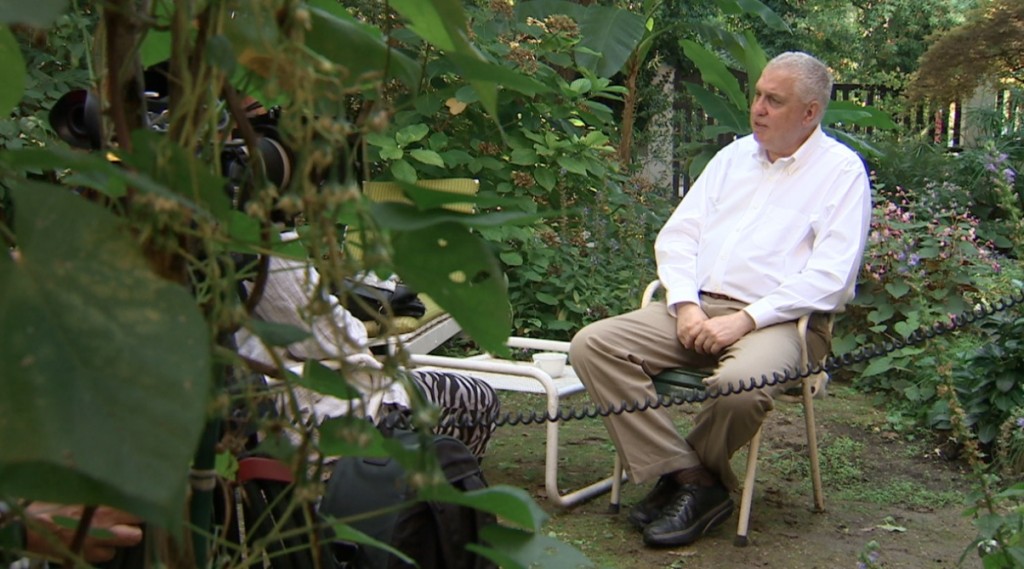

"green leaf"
[577,5,646,78]
[534,168,556,191]
[419,484,548,531]
[204,34,236,76]
[444,52,548,96]
[825,100,898,129]
[119,130,232,221]
[389,0,499,117]
[893,320,916,339]
[0,0,67,26]
[380,146,404,160]
[477,525,596,569]
[536,292,559,306]
[714,0,791,32]
[0,27,26,118]
[885,282,910,298]
[390,160,417,182]
[569,78,592,95]
[371,202,540,230]
[140,29,172,69]
[681,39,748,112]
[409,148,446,167]
[396,124,430,146]
[0,182,211,529]
[246,319,311,347]
[510,149,538,166]
[867,303,895,324]
[518,1,644,79]
[392,223,511,355]
[328,522,416,565]
[299,360,364,400]
[390,0,471,53]
[995,375,1016,393]
[500,251,524,266]
[683,82,748,132]
[0,148,128,198]
[556,156,588,175]
[861,356,892,377]
[318,415,391,457]
[306,7,420,88]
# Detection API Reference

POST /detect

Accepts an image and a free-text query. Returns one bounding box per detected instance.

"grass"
[479,383,979,568]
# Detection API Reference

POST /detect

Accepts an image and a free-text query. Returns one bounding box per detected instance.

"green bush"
[356,2,667,340]
[948,314,1024,447]
[834,160,1020,429]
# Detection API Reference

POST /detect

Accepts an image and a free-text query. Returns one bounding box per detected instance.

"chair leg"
[803,381,826,513]
[734,426,763,547]
[609,455,623,514]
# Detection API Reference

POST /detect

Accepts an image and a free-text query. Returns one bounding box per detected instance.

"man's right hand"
[675,302,709,351]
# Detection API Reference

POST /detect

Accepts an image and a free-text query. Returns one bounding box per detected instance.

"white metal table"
[408,336,624,508]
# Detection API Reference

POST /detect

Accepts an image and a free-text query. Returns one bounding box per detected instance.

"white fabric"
[655,127,872,328]
[235,232,410,422]
[352,271,399,292]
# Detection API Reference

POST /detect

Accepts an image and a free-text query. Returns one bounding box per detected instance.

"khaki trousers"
[568,297,830,491]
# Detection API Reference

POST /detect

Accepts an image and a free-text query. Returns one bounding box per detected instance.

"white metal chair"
[608,280,830,546]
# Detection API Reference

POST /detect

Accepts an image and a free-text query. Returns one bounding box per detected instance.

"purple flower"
[1003,168,1016,185]
[1016,417,1024,429]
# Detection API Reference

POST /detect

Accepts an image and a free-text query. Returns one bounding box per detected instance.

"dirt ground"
[484,383,984,569]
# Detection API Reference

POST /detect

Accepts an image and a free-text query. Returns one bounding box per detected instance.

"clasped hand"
[675,303,755,355]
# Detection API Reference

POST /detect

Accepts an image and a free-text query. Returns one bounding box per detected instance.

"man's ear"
[804,101,821,125]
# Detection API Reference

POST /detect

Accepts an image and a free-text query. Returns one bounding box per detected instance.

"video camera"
[48,65,293,191]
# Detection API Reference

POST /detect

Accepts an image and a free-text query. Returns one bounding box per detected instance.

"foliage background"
[1,0,1023,566]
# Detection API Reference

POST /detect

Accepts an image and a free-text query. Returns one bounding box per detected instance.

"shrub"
[833,179,1011,425]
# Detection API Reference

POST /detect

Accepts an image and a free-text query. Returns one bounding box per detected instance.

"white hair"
[764,52,833,114]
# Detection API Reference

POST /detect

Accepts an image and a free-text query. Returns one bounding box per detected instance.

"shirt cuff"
[743,301,774,329]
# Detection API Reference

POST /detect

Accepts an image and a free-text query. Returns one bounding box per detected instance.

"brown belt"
[700,290,742,302]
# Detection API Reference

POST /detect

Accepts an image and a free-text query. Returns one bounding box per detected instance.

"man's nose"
[750,97,765,115]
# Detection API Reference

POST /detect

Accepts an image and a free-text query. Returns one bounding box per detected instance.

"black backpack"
[319,430,498,569]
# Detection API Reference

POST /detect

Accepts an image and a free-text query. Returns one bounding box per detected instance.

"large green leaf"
[683,82,748,132]
[825,100,899,129]
[305,7,420,89]
[389,0,471,53]
[445,53,550,97]
[418,484,547,531]
[0,26,26,118]
[575,6,646,78]
[389,0,498,118]
[475,525,596,569]
[118,130,232,222]
[714,0,791,32]
[517,0,645,78]
[0,182,211,529]
[391,223,511,355]
[0,0,67,26]
[681,39,748,112]
[370,201,539,230]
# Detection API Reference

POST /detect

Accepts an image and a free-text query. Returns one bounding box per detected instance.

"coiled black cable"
[384,286,1024,432]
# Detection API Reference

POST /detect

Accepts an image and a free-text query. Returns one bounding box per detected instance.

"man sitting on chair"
[569,51,871,547]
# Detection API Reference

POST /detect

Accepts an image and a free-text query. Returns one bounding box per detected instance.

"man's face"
[749,66,820,162]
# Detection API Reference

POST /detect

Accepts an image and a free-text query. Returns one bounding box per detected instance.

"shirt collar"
[752,125,825,170]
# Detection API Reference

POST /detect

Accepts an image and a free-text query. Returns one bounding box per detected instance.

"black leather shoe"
[641,483,734,547]
[627,475,680,530]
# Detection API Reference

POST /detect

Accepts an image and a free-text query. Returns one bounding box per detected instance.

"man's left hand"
[691,310,756,355]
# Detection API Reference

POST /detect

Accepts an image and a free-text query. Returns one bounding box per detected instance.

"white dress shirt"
[654,126,872,328]
[235,232,409,421]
